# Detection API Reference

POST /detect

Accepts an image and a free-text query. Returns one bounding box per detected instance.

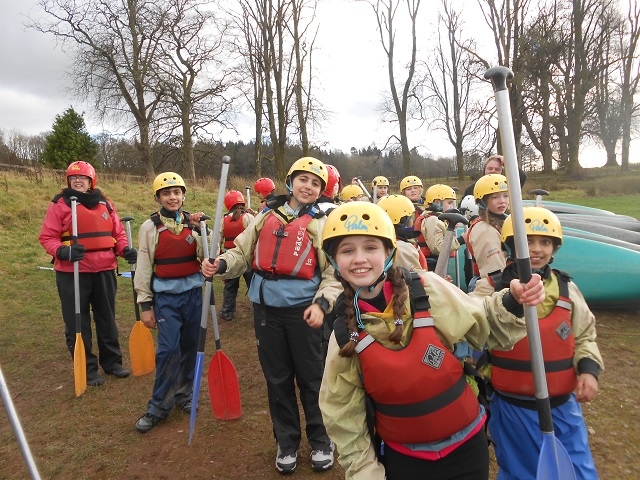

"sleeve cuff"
[314,296,330,314]
[456,235,465,245]
[502,291,524,318]
[140,301,153,312]
[577,358,601,380]
[217,258,228,274]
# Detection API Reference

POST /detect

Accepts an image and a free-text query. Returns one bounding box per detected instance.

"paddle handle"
[245,186,251,210]
[122,217,141,321]
[0,366,42,480]
[434,212,468,279]
[356,177,372,200]
[70,197,81,327]
[485,66,552,431]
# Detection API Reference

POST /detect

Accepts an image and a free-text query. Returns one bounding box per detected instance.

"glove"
[123,246,138,264]
[56,244,86,262]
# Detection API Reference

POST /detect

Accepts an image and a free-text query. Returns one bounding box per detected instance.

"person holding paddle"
[201,157,341,474]
[475,207,603,480]
[39,161,135,387]
[133,172,208,433]
[317,202,545,480]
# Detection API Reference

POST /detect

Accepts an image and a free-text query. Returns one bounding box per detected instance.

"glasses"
[68,175,90,182]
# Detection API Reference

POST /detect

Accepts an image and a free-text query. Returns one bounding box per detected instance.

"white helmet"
[460,195,479,219]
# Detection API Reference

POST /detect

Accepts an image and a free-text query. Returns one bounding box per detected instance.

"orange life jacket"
[252,212,318,280]
[223,213,247,250]
[151,213,201,279]
[61,201,115,251]
[489,272,577,397]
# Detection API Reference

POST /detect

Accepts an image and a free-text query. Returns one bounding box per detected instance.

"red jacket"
[39,191,127,273]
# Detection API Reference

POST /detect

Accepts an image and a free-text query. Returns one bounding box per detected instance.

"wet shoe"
[105,366,130,378]
[135,413,163,433]
[311,442,335,472]
[87,374,106,387]
[275,445,297,474]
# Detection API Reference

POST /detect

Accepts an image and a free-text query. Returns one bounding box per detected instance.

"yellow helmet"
[153,172,186,195]
[501,207,563,249]
[377,194,415,225]
[425,184,456,205]
[474,174,508,201]
[340,184,364,201]
[322,202,397,255]
[286,157,328,191]
[399,175,423,191]
[371,176,390,188]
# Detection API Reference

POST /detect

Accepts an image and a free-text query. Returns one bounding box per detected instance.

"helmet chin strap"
[352,248,396,330]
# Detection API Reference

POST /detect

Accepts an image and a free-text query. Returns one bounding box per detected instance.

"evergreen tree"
[41,107,98,169]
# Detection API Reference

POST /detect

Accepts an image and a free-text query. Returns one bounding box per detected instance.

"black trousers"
[253,303,331,455]
[56,270,123,375]
[220,271,253,319]
[384,429,489,480]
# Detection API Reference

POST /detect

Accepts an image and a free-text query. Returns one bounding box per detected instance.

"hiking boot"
[87,373,105,387]
[275,445,297,474]
[311,442,335,472]
[135,413,163,433]
[105,365,130,378]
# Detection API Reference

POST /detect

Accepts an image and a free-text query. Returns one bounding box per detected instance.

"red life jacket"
[490,272,577,397]
[223,213,247,250]
[151,213,201,279]
[252,211,318,280]
[61,201,115,251]
[413,213,431,261]
[353,282,480,444]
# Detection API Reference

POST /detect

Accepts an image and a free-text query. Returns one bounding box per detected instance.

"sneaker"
[311,442,335,472]
[275,445,297,474]
[135,413,163,433]
[178,400,192,414]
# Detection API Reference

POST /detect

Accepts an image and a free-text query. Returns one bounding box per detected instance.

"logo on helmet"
[529,219,550,233]
[343,215,369,232]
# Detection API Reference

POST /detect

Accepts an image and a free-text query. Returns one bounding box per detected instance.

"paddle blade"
[188,352,206,445]
[129,321,155,376]
[536,433,577,480]
[73,334,86,397]
[208,352,242,420]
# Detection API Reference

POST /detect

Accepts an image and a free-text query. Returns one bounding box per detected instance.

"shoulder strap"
[403,268,431,317]
[552,269,571,298]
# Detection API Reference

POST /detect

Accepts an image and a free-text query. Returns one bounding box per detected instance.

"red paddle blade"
[129,321,155,376]
[208,352,242,420]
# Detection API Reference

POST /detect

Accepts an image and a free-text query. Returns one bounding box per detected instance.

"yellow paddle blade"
[73,334,87,397]
[129,321,155,377]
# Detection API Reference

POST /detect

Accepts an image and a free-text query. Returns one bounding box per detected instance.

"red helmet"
[323,164,342,197]
[224,190,245,211]
[254,177,275,197]
[66,161,97,189]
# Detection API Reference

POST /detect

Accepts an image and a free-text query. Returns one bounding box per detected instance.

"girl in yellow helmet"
[201,157,339,474]
[318,202,544,480]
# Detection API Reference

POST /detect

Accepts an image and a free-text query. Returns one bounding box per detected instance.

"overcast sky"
[0,0,635,167]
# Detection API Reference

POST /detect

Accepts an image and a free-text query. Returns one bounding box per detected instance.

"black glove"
[123,246,138,264]
[56,244,86,262]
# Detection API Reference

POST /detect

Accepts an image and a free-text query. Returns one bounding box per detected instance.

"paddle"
[372,179,378,204]
[355,176,373,200]
[202,158,241,420]
[485,65,577,480]
[433,210,468,279]
[121,217,155,377]
[245,185,251,210]
[69,197,87,397]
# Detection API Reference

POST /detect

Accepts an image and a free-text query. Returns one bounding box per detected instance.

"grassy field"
[0,167,639,479]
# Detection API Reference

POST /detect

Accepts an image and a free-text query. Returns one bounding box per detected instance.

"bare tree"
[424,1,491,180]
[619,0,640,171]
[31,0,170,178]
[364,0,421,176]
[155,0,238,180]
